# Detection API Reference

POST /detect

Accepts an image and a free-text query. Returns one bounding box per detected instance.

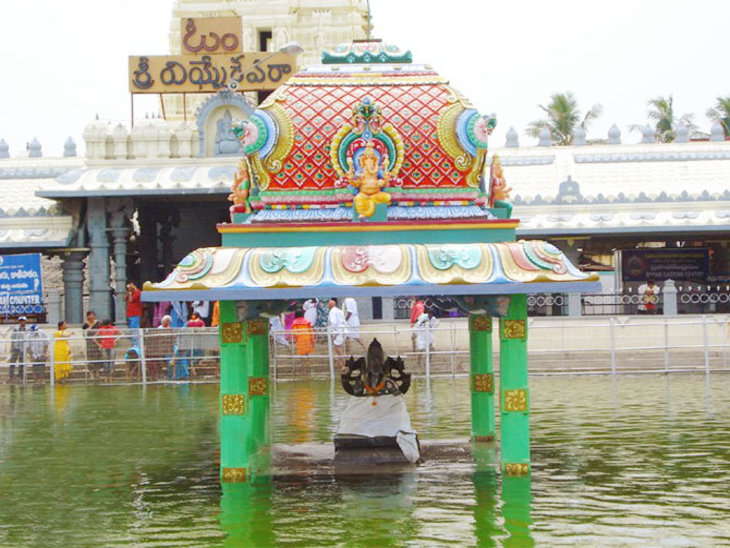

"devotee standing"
[98,320,120,379]
[53,321,73,383]
[82,310,102,379]
[291,309,315,356]
[303,299,318,329]
[343,297,365,352]
[192,301,210,325]
[28,325,49,382]
[8,316,28,381]
[328,298,347,371]
[638,279,661,314]
[414,309,439,369]
[409,298,425,352]
[125,282,142,328]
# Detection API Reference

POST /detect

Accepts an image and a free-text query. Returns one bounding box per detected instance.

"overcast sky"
[1,0,728,156]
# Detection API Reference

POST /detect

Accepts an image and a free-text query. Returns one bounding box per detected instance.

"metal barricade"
[0,326,220,385]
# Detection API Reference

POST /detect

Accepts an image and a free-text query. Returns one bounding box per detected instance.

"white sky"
[1,0,729,156]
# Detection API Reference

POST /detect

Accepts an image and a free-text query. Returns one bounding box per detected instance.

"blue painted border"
[142,280,600,302]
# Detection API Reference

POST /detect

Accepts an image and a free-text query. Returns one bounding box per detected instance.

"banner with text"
[621,248,709,283]
[0,253,44,317]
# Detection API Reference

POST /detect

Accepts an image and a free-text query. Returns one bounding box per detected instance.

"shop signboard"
[621,248,709,283]
[0,253,44,318]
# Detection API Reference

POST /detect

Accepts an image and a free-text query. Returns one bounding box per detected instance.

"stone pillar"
[45,290,63,326]
[469,314,495,442]
[109,203,129,326]
[87,198,112,320]
[568,293,582,317]
[499,295,530,477]
[663,279,677,316]
[60,249,88,325]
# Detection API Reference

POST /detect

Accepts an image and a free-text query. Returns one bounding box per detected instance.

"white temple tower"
[165,0,370,119]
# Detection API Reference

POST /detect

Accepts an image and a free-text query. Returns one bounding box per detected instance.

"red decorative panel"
[273,83,464,191]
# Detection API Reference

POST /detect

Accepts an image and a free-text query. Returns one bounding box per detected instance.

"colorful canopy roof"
[142,240,599,301]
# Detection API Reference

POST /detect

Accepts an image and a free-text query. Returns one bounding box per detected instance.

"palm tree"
[632,95,696,143]
[526,92,602,145]
[706,96,730,137]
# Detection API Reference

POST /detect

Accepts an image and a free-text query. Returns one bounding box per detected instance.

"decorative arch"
[195,90,255,157]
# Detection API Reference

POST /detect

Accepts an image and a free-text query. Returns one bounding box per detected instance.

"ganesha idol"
[226,41,505,225]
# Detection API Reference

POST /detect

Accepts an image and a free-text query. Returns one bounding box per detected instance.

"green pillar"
[245,318,270,476]
[499,294,530,476]
[219,301,250,484]
[469,314,495,441]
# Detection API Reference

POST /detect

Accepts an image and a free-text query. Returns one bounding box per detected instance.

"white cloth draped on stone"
[337,394,420,463]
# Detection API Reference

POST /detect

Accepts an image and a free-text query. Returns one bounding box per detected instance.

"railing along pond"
[1,316,728,385]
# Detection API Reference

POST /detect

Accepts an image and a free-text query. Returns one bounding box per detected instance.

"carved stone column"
[60,248,89,325]
[109,202,131,326]
[87,198,112,320]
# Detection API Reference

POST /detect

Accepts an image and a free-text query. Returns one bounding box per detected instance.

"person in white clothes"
[414,309,439,369]
[328,298,347,371]
[192,300,210,325]
[303,298,318,328]
[343,297,365,352]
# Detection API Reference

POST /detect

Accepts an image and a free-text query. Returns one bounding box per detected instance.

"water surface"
[0,374,728,546]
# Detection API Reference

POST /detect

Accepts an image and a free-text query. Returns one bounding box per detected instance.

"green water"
[0,375,729,547]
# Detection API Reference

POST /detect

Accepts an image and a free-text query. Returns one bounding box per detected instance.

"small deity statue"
[215,110,242,155]
[228,157,252,213]
[488,155,513,217]
[346,140,392,218]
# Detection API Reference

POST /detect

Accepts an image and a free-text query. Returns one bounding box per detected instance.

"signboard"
[128,53,296,93]
[181,17,241,55]
[621,248,709,283]
[0,253,44,317]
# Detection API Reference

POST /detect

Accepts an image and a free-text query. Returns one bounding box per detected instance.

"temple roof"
[497,140,730,236]
[142,240,599,301]
[0,158,77,247]
[37,163,234,198]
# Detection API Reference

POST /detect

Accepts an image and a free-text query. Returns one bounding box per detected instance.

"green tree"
[633,95,696,143]
[526,92,602,145]
[706,96,730,137]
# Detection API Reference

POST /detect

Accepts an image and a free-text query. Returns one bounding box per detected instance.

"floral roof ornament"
[321,41,413,64]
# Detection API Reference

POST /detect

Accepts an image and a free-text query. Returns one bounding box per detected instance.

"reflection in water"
[52,384,71,417]
[219,481,275,547]
[502,476,533,547]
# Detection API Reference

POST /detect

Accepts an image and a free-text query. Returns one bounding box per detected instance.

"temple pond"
[1,374,729,546]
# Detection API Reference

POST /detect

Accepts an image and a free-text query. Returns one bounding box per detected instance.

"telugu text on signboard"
[129,53,296,94]
[181,17,242,55]
[0,253,44,317]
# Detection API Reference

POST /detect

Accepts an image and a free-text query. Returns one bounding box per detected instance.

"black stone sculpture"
[341,338,411,397]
